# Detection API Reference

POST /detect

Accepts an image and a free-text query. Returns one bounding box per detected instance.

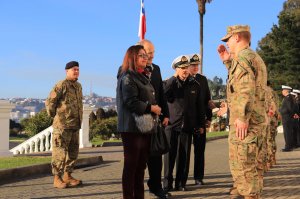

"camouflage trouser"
[259,124,268,169]
[257,124,267,191]
[268,121,278,163]
[229,125,265,197]
[51,128,80,175]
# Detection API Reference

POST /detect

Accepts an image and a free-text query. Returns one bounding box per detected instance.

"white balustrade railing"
[10,127,86,155]
[9,105,93,156]
[10,126,53,155]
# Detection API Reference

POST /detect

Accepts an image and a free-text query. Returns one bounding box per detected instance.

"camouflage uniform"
[265,86,279,166]
[224,43,267,196]
[45,79,83,175]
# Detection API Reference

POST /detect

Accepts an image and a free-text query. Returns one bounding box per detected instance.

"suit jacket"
[195,74,212,121]
[150,64,169,120]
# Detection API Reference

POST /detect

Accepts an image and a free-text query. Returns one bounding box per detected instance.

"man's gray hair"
[136,39,153,46]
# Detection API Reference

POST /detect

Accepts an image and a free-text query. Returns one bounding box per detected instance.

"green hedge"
[89,116,119,140]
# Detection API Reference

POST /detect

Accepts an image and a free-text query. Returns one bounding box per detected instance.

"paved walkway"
[1,133,300,199]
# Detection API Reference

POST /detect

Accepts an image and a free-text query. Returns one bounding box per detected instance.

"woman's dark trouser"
[121,132,151,199]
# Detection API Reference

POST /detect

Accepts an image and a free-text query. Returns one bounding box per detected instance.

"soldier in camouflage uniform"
[265,83,279,169]
[45,61,83,189]
[292,89,300,147]
[217,25,268,199]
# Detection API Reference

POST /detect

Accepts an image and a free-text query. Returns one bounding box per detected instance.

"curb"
[101,142,123,147]
[207,135,228,141]
[0,156,103,185]
[99,135,228,147]
[1,135,228,185]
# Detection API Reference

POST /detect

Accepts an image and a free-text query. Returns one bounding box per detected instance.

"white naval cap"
[171,55,189,69]
[293,89,300,94]
[290,92,297,96]
[188,54,201,65]
[282,85,292,90]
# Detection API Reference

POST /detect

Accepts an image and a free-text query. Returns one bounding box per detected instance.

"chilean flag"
[138,0,146,40]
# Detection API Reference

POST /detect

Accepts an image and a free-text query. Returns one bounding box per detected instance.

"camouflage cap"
[221,25,250,42]
[188,54,201,65]
[171,55,189,69]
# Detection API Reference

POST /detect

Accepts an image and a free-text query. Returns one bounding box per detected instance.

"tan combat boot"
[53,175,67,189]
[266,162,272,170]
[229,187,242,199]
[264,164,269,172]
[229,187,239,195]
[63,172,82,187]
[272,157,277,165]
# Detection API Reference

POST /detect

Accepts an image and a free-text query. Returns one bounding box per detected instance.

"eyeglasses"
[138,54,148,59]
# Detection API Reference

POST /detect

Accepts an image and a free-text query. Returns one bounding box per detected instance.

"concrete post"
[0,100,15,156]
[79,104,93,148]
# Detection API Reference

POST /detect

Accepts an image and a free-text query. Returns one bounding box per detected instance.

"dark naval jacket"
[280,94,295,122]
[164,75,206,132]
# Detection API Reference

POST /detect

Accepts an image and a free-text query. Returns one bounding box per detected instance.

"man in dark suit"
[187,54,212,186]
[279,85,295,152]
[139,39,170,199]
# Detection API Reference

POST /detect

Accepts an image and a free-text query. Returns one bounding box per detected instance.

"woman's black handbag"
[150,121,170,156]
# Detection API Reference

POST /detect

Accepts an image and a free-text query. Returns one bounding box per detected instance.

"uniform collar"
[234,45,250,59]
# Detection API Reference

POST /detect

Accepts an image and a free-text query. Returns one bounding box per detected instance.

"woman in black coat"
[116,45,161,199]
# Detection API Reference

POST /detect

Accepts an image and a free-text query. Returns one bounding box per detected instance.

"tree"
[89,117,118,140]
[96,108,106,119]
[89,111,97,125]
[106,109,117,118]
[9,119,22,136]
[196,0,212,74]
[208,76,225,99]
[20,109,53,137]
[257,0,300,95]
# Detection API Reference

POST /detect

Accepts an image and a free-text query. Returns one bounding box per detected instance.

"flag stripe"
[138,0,146,40]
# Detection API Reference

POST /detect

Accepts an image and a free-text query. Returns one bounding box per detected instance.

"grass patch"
[0,156,51,170]
[91,136,121,146]
[207,131,228,138]
[9,136,28,143]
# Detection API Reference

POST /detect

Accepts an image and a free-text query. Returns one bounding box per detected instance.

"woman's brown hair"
[121,45,145,73]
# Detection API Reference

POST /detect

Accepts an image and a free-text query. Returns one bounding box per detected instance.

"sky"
[0,0,286,99]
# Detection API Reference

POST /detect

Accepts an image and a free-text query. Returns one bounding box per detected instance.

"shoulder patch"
[235,64,248,80]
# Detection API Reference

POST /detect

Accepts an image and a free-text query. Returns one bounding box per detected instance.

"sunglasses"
[138,54,149,59]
